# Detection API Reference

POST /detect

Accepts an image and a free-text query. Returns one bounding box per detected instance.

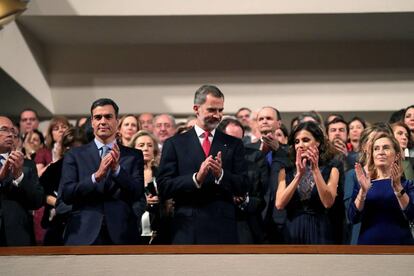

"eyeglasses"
[0,127,18,136]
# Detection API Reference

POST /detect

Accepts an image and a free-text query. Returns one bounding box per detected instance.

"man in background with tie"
[0,116,43,246]
[157,84,249,244]
[60,98,144,245]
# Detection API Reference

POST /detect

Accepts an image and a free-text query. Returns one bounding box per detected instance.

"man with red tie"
[157,84,249,244]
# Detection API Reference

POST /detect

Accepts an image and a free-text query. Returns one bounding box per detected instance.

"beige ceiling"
[17,13,414,45]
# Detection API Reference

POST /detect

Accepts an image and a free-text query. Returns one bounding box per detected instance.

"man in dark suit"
[246,106,289,243]
[218,118,266,243]
[60,98,144,245]
[0,116,43,246]
[157,85,249,244]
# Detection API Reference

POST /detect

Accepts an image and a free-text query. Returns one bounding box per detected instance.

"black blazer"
[157,128,249,244]
[0,159,44,246]
[60,141,144,245]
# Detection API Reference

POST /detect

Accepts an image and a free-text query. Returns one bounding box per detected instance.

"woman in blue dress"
[276,121,340,244]
[348,133,414,244]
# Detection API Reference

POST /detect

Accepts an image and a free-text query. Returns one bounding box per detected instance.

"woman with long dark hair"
[276,121,339,244]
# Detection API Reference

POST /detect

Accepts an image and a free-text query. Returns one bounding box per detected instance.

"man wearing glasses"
[0,116,43,246]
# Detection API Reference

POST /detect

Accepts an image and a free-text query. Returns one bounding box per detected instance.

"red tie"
[202,131,211,157]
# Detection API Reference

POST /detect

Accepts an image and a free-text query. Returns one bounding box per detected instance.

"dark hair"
[22,129,45,145]
[298,111,322,125]
[194,85,224,105]
[90,98,119,117]
[45,116,71,149]
[389,108,406,124]
[324,113,344,126]
[348,116,367,129]
[279,123,289,138]
[288,121,335,165]
[217,117,245,137]
[390,121,413,149]
[19,108,39,120]
[290,116,299,131]
[60,127,88,157]
[404,105,414,116]
[235,107,251,117]
[326,117,349,135]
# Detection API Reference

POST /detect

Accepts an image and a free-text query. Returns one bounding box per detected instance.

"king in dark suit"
[60,98,144,245]
[157,85,249,244]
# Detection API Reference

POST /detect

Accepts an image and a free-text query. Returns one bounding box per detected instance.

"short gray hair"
[194,84,224,105]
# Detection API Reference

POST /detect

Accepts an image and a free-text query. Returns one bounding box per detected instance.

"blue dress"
[348,178,414,245]
[283,159,341,244]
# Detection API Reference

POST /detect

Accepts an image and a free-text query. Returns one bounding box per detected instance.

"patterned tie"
[202,131,211,157]
[100,145,110,158]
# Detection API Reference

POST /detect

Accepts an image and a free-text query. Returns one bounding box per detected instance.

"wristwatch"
[394,188,406,198]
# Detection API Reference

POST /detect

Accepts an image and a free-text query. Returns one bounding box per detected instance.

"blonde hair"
[129,130,160,167]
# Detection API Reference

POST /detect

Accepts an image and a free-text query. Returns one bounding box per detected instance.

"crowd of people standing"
[0,86,413,246]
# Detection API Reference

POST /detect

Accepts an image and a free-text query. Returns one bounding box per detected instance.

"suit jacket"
[0,159,44,246]
[60,141,144,245]
[235,147,267,243]
[247,141,289,243]
[157,128,249,244]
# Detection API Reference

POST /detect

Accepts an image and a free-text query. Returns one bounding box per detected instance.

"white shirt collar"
[94,138,117,149]
[194,124,216,138]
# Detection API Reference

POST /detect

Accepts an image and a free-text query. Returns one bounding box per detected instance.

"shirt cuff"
[193,173,202,189]
[12,172,24,187]
[215,169,224,185]
[92,174,97,184]
[238,195,250,210]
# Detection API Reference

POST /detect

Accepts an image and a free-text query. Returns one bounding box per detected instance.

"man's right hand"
[94,154,113,182]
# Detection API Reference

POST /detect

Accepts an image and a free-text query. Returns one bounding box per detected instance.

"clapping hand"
[355,162,371,193]
[261,132,279,152]
[208,151,222,178]
[295,149,306,177]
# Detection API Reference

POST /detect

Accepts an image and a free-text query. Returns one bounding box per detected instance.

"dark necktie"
[202,131,211,157]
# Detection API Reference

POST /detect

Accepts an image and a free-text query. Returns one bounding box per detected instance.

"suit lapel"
[210,130,228,159]
[188,128,206,166]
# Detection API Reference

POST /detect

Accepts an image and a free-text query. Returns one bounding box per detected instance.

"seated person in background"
[348,133,414,245]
